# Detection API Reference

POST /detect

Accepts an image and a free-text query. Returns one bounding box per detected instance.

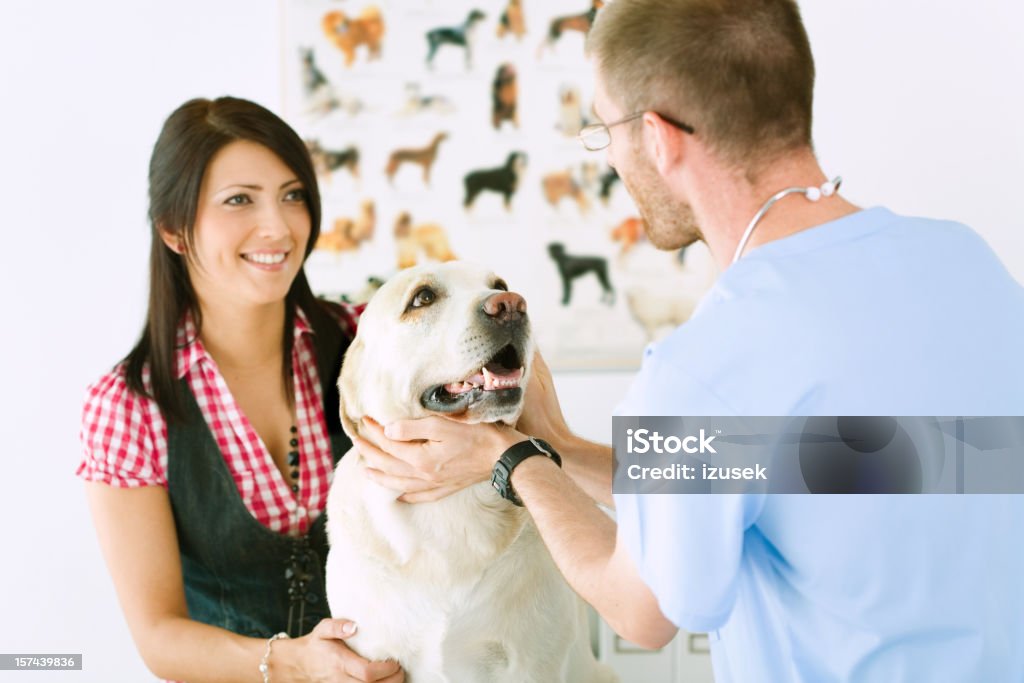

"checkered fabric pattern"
[77,302,362,537]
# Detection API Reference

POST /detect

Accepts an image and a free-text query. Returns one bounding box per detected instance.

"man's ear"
[337,336,365,441]
[158,225,185,255]
[643,112,686,177]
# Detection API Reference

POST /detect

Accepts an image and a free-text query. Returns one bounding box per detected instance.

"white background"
[0,1,1021,680]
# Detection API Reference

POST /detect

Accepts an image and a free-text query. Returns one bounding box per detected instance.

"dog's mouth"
[421,344,524,413]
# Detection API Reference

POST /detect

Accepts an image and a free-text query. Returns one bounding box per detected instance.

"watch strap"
[491,437,562,506]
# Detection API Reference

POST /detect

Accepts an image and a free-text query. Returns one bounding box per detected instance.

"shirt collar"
[174,307,314,380]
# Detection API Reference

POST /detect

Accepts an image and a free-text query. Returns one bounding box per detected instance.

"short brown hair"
[587,0,815,169]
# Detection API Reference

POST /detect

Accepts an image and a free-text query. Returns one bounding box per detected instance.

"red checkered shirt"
[77,303,361,537]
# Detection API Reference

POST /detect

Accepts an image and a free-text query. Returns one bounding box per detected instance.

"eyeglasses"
[577,111,696,151]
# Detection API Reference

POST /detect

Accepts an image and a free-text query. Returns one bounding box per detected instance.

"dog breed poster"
[281,0,716,369]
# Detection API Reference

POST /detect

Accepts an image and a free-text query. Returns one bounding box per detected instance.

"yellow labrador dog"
[326,262,617,682]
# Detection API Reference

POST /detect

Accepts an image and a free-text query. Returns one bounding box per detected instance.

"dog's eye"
[493,279,508,292]
[409,287,436,309]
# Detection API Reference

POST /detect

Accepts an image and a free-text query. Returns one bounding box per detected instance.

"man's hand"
[515,352,574,451]
[353,417,523,503]
[351,351,575,503]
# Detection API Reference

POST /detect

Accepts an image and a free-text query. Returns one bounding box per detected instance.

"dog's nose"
[482,291,527,321]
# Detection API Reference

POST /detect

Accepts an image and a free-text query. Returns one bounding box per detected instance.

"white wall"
[1,1,1020,680]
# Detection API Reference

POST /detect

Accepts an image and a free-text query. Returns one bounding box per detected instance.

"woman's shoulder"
[83,360,154,413]
[84,361,132,410]
[79,361,167,487]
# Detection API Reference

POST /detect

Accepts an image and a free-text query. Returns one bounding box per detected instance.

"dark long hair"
[123,96,323,423]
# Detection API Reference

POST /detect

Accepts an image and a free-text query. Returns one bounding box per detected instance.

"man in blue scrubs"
[360,0,1024,680]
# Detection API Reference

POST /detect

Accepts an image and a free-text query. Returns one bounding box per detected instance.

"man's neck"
[689,148,860,271]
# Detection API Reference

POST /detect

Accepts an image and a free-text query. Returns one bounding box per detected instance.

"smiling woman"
[171,140,311,311]
[77,97,404,683]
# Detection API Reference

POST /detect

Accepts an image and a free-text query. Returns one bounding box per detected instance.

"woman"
[78,97,403,683]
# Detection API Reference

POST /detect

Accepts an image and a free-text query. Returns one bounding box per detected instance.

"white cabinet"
[597,620,715,683]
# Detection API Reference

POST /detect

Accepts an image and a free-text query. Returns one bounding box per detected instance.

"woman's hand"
[353,417,523,503]
[278,618,404,682]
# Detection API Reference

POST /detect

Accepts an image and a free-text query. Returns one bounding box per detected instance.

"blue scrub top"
[614,208,1024,682]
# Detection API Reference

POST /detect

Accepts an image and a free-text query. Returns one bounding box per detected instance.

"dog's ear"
[337,336,366,441]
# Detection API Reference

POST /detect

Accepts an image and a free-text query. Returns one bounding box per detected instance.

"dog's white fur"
[326,262,617,682]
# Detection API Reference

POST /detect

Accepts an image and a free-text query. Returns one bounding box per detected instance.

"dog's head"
[548,242,566,258]
[559,85,579,106]
[393,211,412,237]
[506,151,527,174]
[467,9,486,24]
[497,63,517,81]
[338,262,533,438]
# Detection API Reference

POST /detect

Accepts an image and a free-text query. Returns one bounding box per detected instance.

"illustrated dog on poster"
[538,0,604,57]
[463,152,527,211]
[426,9,487,70]
[398,82,456,116]
[555,85,589,137]
[307,141,360,184]
[393,211,458,269]
[316,201,376,255]
[322,7,385,68]
[625,285,699,342]
[496,0,526,41]
[610,216,644,256]
[547,243,615,306]
[299,48,363,117]
[326,262,618,683]
[541,163,598,215]
[385,133,448,187]
[599,167,620,205]
[299,48,338,116]
[492,63,518,130]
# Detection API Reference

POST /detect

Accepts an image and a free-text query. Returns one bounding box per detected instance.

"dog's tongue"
[444,366,524,394]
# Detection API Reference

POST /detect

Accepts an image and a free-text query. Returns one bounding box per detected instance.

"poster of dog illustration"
[282,0,716,369]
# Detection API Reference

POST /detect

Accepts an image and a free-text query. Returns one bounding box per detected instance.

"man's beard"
[621,148,703,251]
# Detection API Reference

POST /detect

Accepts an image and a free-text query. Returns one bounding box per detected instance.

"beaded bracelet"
[258,632,290,683]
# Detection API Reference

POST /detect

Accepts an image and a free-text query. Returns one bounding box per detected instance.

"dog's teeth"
[482,367,493,387]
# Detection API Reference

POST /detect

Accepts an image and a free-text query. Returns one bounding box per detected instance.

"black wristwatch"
[491,437,562,506]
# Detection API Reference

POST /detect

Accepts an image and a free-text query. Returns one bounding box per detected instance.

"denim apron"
[167,303,351,638]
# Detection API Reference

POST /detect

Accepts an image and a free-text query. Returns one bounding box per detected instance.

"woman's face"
[173,139,311,312]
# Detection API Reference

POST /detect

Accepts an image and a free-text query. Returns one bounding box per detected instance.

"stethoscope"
[731,176,843,265]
